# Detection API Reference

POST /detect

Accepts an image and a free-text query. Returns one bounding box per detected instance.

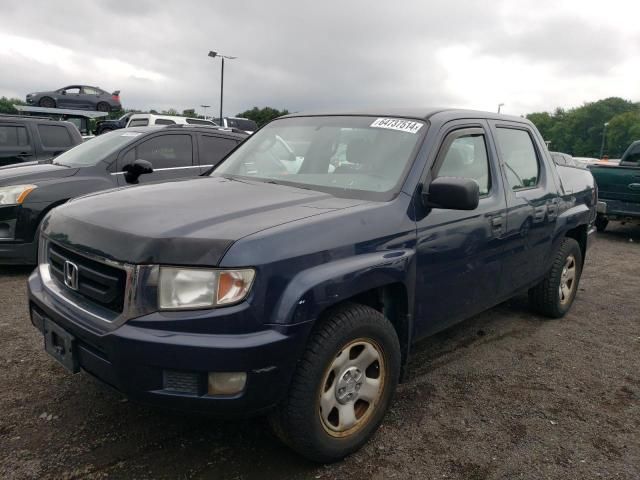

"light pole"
[208,50,237,123]
[599,122,609,159]
[497,103,504,114]
[200,104,210,120]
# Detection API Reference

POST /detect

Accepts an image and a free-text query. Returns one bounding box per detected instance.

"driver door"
[115,133,199,185]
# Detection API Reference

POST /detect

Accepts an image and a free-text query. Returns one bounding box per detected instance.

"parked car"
[0,125,246,264]
[589,140,640,231]
[550,151,587,169]
[126,113,217,128]
[215,116,258,134]
[26,85,121,112]
[0,114,83,167]
[95,112,134,135]
[27,109,596,462]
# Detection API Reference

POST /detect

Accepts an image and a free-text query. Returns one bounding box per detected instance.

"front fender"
[271,249,414,325]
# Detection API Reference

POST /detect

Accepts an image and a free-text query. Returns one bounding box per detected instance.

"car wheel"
[595,215,608,232]
[528,237,583,318]
[98,127,113,135]
[269,303,401,463]
[39,97,55,108]
[96,102,110,112]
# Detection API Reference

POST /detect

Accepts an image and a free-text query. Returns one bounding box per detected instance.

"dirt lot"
[1,224,639,480]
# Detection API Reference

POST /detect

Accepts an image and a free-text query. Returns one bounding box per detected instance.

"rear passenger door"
[115,133,198,185]
[0,123,32,166]
[197,133,241,173]
[489,121,558,293]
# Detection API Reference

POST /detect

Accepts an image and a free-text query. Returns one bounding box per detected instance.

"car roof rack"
[163,124,248,135]
[0,113,58,121]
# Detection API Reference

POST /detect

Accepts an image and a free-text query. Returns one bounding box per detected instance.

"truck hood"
[43,176,364,265]
[0,163,78,186]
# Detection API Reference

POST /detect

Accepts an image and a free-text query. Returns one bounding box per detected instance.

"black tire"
[595,215,608,232]
[98,127,113,135]
[39,97,55,108]
[528,238,583,318]
[269,303,401,463]
[96,102,110,112]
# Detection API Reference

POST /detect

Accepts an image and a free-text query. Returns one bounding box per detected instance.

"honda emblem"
[63,260,79,291]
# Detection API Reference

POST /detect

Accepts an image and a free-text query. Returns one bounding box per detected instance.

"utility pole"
[208,51,237,123]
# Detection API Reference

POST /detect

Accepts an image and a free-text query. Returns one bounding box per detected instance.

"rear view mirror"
[123,159,153,184]
[423,177,480,210]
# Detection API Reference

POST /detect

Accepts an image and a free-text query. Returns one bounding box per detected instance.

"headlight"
[158,267,255,310]
[0,185,37,205]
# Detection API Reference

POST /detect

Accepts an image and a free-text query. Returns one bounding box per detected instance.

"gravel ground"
[0,224,638,480]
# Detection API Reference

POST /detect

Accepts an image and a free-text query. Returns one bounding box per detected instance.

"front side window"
[63,87,81,94]
[135,134,193,169]
[621,143,640,166]
[437,132,491,195]
[38,125,72,148]
[495,128,540,190]
[212,116,425,200]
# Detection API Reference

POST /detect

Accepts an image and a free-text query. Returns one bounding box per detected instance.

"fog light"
[208,372,247,396]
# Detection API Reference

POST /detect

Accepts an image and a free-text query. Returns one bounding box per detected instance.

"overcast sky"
[1,0,638,117]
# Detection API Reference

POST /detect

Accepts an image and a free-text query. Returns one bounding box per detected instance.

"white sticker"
[120,132,142,137]
[370,118,423,134]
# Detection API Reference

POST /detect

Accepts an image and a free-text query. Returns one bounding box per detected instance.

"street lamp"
[599,122,609,159]
[497,103,504,114]
[200,104,210,120]
[208,50,237,124]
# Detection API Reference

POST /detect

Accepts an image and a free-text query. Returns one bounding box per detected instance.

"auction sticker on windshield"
[370,118,423,134]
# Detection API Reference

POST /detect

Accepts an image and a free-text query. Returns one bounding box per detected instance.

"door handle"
[491,216,503,227]
[18,152,32,157]
[629,183,640,191]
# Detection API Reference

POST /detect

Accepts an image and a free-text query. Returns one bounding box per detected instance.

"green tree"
[0,97,25,114]
[526,97,638,157]
[606,110,640,156]
[182,108,197,118]
[236,106,290,127]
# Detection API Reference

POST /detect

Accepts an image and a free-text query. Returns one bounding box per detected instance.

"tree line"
[526,97,640,158]
[3,94,638,156]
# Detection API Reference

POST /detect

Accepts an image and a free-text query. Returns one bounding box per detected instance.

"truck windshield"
[53,130,143,167]
[211,116,425,200]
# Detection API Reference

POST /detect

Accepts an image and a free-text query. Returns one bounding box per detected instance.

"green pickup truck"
[589,140,640,231]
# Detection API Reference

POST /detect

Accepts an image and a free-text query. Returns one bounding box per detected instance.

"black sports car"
[26,85,122,112]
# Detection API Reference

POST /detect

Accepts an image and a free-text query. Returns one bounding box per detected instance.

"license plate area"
[43,319,79,373]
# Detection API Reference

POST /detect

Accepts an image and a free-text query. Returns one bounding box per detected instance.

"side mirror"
[423,177,480,210]
[61,91,67,95]
[123,159,153,184]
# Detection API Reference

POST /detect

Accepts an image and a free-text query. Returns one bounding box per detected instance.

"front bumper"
[28,269,312,416]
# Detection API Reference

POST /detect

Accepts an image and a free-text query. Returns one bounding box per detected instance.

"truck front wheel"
[595,215,608,232]
[528,237,583,318]
[269,303,401,463]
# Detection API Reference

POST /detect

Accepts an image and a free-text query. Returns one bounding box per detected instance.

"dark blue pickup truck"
[27,109,596,462]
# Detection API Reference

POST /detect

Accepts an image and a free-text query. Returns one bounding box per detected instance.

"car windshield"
[211,116,425,200]
[53,130,143,167]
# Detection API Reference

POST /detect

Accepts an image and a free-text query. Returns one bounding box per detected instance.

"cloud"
[0,0,638,117]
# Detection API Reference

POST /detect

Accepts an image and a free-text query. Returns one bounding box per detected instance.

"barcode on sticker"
[370,118,423,134]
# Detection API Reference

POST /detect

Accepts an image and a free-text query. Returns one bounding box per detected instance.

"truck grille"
[48,243,127,313]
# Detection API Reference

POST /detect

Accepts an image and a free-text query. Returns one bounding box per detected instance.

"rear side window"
[134,134,193,169]
[155,119,176,125]
[437,132,491,195]
[83,87,100,95]
[128,119,149,127]
[495,128,540,190]
[226,118,257,131]
[38,125,72,148]
[186,118,214,125]
[199,135,239,166]
[0,126,29,147]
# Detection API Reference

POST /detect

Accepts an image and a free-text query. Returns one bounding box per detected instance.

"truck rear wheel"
[269,303,401,463]
[528,237,583,318]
